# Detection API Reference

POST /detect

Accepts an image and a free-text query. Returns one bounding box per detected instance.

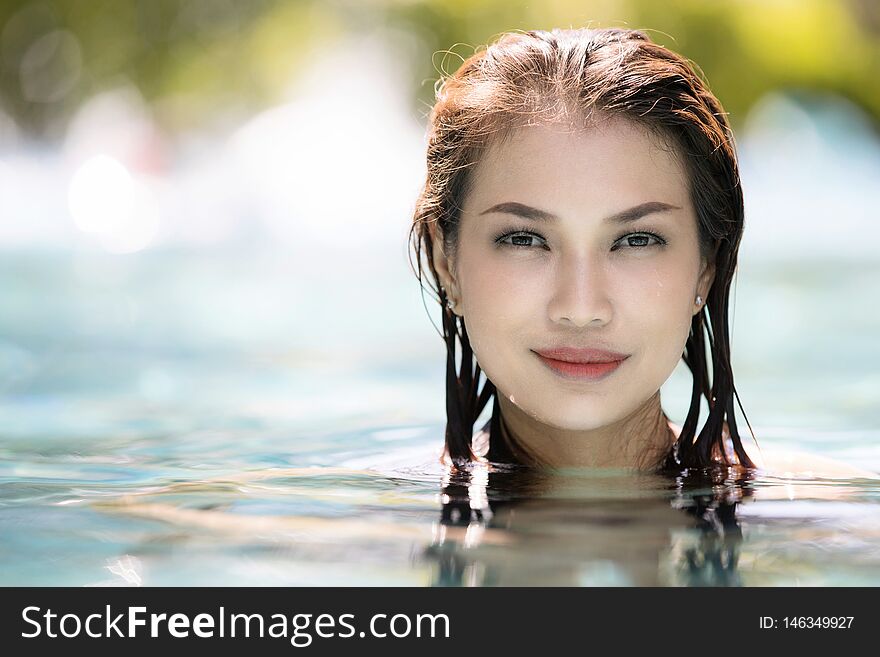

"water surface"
[2,423,878,586]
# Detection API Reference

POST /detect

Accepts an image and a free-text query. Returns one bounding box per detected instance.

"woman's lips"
[534,351,628,381]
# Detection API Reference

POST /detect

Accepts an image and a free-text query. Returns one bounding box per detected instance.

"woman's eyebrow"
[479,201,681,224]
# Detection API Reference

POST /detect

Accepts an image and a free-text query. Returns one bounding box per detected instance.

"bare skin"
[432,117,715,471]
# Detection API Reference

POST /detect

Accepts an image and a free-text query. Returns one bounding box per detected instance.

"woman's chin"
[519,408,619,432]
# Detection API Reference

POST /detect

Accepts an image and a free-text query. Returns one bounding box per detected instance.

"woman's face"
[434,117,715,432]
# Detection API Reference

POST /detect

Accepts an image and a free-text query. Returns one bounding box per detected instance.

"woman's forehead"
[467,118,690,211]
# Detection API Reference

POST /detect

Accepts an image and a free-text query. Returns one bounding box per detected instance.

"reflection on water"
[1,426,878,586]
[426,465,749,586]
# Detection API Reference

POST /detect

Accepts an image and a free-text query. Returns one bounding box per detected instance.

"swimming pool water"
[2,422,879,586]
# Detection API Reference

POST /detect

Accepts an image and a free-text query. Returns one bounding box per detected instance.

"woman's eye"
[497,232,546,249]
[615,232,665,250]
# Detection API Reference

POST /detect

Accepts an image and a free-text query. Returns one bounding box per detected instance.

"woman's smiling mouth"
[533,347,630,381]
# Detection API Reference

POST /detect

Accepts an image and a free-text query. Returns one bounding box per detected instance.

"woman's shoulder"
[750,445,877,479]
[668,420,878,480]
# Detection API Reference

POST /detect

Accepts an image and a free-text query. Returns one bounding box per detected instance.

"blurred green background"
[2,0,879,137]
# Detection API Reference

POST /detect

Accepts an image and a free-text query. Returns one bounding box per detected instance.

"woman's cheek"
[462,254,541,318]
[460,272,531,383]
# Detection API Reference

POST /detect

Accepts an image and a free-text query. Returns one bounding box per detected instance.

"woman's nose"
[546,254,613,328]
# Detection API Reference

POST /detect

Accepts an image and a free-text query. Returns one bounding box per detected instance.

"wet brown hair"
[408,27,757,471]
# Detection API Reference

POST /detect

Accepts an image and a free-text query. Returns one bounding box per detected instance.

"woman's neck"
[495,391,675,470]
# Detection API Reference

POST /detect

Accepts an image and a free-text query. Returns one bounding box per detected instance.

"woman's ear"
[695,257,716,315]
[431,230,462,314]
